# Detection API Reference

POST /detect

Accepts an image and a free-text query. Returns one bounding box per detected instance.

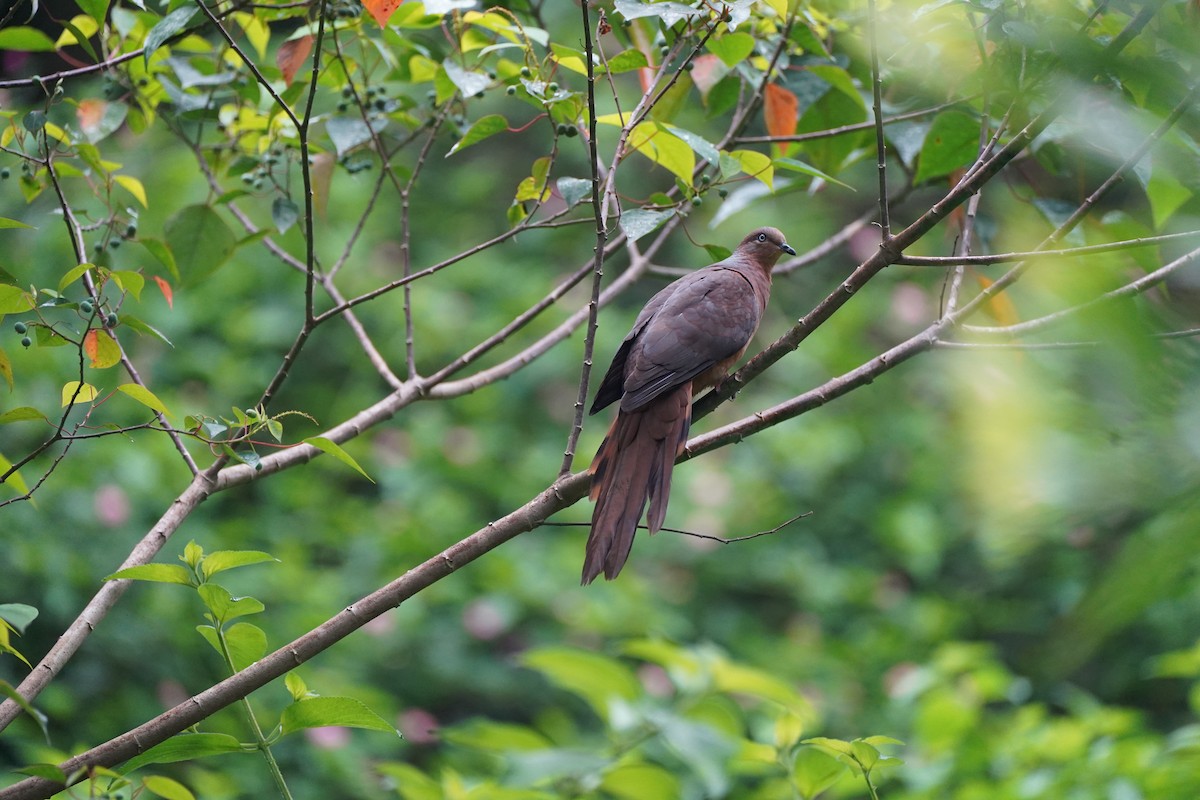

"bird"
[582,227,795,584]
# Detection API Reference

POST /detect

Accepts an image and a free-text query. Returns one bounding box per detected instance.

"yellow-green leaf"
[58,262,95,291]
[115,174,147,207]
[627,123,695,186]
[84,329,122,369]
[117,383,170,416]
[62,381,98,406]
[304,436,373,482]
[730,149,773,189]
[142,774,196,800]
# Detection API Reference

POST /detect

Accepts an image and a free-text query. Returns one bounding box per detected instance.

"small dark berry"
[556,123,569,135]
[342,87,353,98]
[564,126,578,137]
[125,223,137,238]
[0,168,9,180]
[13,321,27,334]
[21,336,31,348]
[718,188,729,198]
[691,196,703,206]
[109,239,121,249]
[105,313,118,327]
[547,82,559,93]
[520,66,531,78]
[94,241,105,252]
[506,85,517,95]
[337,102,348,113]
[80,301,93,315]
[660,46,670,56]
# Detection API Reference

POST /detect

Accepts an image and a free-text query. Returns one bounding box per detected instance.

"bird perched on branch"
[582,227,795,584]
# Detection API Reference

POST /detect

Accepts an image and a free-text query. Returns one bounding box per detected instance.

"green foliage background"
[2,0,1200,798]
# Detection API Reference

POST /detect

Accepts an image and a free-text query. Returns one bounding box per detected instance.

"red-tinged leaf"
[153,275,174,308]
[311,152,335,218]
[364,0,403,27]
[764,83,798,156]
[84,329,122,369]
[76,99,106,132]
[277,35,313,86]
[690,54,726,98]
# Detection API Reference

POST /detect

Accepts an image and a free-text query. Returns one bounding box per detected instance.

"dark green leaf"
[914,110,980,185]
[447,114,508,156]
[144,7,198,66]
[22,110,46,134]
[271,197,300,234]
[164,205,237,286]
[556,177,592,208]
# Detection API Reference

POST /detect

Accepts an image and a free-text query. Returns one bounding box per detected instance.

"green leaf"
[304,436,374,482]
[914,110,980,185]
[279,696,398,736]
[144,7,198,65]
[850,739,882,770]
[119,733,246,774]
[285,672,309,701]
[271,197,300,234]
[141,775,195,800]
[196,621,266,671]
[0,217,34,230]
[0,407,49,425]
[792,747,847,799]
[802,737,855,756]
[601,763,681,800]
[663,124,720,165]
[706,32,755,67]
[605,48,649,74]
[0,452,30,498]
[58,262,95,291]
[106,564,194,585]
[442,60,491,98]
[111,270,145,300]
[448,114,508,156]
[12,763,64,781]
[201,550,278,579]
[197,584,265,623]
[774,157,854,189]
[521,646,640,717]
[556,177,592,208]
[713,659,813,718]
[0,604,38,633]
[0,27,57,52]
[119,315,174,347]
[165,205,237,286]
[117,383,170,416]
[619,208,674,242]
[138,238,179,281]
[1146,170,1192,230]
[0,284,35,315]
[75,0,113,25]
[441,719,550,751]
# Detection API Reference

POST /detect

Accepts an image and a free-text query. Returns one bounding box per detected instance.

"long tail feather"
[582,386,691,584]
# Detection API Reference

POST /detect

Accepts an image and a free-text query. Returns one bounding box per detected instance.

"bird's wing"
[620,266,763,412]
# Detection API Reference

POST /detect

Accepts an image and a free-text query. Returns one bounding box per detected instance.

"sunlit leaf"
[105,564,194,585]
[0,407,48,425]
[114,174,147,207]
[521,646,640,717]
[201,550,278,579]
[117,383,170,416]
[61,380,98,406]
[280,696,398,736]
[0,27,56,52]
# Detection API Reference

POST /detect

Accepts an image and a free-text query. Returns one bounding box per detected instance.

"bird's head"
[736,227,796,270]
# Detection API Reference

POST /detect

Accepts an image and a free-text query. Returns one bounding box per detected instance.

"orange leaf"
[276,35,313,86]
[974,273,1021,326]
[763,83,798,156]
[364,0,404,28]
[153,275,174,309]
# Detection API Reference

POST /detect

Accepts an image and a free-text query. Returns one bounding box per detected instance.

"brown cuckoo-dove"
[582,227,795,584]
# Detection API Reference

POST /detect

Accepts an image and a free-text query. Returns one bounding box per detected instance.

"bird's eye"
[757,233,767,242]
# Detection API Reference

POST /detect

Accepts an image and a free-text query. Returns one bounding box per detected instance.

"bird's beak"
[781,242,796,256]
